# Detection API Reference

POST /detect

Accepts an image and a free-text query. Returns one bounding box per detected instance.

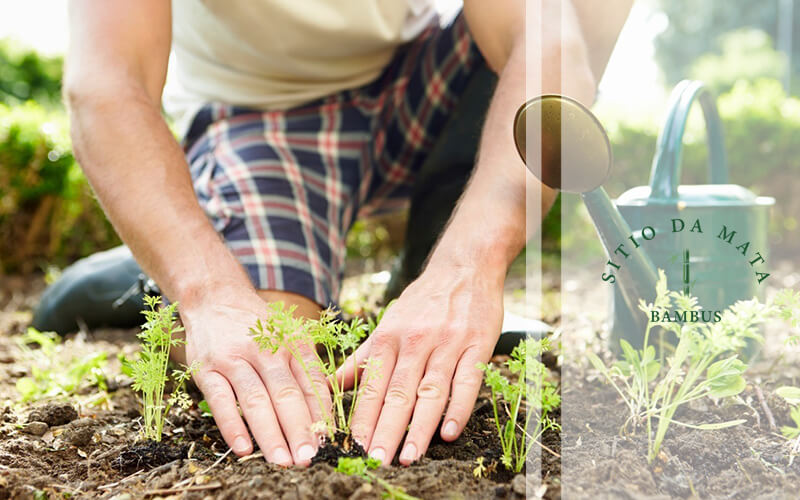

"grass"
[15,328,108,404]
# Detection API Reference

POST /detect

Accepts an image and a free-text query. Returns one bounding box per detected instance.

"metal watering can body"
[609,81,774,351]
[513,80,774,354]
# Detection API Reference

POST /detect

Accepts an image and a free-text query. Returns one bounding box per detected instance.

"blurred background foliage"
[0,41,118,273]
[0,40,62,107]
[654,0,800,92]
[2,0,800,274]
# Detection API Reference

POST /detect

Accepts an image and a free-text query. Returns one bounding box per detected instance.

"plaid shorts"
[183,12,486,307]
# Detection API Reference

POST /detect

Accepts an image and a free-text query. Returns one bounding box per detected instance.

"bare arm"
[66,0,329,466]
[65,0,252,309]
[345,0,632,466]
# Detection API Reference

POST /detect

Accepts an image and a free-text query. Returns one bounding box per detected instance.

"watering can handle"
[648,80,728,201]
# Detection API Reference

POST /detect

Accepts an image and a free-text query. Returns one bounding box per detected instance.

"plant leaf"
[776,386,800,405]
[693,419,746,430]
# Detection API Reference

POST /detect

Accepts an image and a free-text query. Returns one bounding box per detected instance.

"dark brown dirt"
[561,370,800,499]
[26,402,78,427]
[112,440,189,473]
[311,431,368,466]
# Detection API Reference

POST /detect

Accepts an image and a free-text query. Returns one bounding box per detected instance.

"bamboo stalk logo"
[683,249,690,296]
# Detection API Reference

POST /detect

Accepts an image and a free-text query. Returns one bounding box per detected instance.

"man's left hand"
[338,265,503,465]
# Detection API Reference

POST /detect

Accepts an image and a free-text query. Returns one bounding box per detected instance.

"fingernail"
[233,436,251,454]
[272,448,292,465]
[443,420,458,438]
[369,447,386,464]
[297,444,316,462]
[400,443,417,464]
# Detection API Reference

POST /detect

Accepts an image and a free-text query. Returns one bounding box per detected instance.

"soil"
[0,274,548,499]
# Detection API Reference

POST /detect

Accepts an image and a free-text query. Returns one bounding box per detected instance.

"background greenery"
[0,42,118,273]
[2,2,799,272]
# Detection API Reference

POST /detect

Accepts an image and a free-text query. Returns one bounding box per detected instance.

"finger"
[398,348,458,465]
[255,356,318,466]
[289,346,333,432]
[195,370,253,456]
[366,350,427,466]
[348,335,397,452]
[441,345,488,442]
[336,336,372,390]
[226,362,293,466]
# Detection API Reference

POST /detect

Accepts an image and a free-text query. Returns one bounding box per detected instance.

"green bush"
[0,39,63,107]
[689,29,787,97]
[578,78,799,259]
[0,102,118,273]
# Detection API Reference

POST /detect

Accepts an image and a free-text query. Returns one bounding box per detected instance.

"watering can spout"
[514,95,659,341]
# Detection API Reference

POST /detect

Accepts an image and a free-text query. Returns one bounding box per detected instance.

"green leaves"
[335,456,380,478]
[14,328,109,402]
[250,302,383,439]
[592,274,800,463]
[335,457,418,500]
[776,386,800,405]
[478,338,560,472]
[776,386,800,441]
[131,296,195,442]
[781,406,800,440]
[706,357,746,399]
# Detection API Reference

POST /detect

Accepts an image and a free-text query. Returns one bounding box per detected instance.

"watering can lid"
[616,184,776,207]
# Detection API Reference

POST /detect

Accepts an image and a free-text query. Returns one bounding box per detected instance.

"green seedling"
[198,400,213,418]
[130,296,197,442]
[776,386,800,463]
[589,271,798,463]
[478,338,560,473]
[472,457,487,478]
[335,457,419,500]
[15,328,108,403]
[250,302,385,441]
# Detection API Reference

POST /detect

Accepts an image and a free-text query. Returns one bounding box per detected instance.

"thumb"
[335,336,372,390]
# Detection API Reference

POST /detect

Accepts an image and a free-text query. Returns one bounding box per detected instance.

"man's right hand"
[180,288,331,466]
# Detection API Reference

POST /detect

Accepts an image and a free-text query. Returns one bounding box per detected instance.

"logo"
[600,217,770,324]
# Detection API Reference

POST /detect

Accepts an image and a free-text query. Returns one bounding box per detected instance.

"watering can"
[513,80,774,351]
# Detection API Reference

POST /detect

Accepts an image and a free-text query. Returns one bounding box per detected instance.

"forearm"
[427,22,595,281]
[69,89,252,307]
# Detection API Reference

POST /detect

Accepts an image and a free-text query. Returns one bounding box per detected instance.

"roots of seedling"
[112,440,188,473]
[311,431,367,466]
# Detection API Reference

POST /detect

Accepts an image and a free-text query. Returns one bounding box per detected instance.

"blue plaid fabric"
[183,12,486,307]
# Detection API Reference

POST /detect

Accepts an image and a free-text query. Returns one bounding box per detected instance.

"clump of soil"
[112,440,188,473]
[311,430,368,466]
[26,402,77,426]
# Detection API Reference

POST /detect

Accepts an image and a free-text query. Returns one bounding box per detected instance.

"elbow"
[540,33,597,106]
[63,64,156,114]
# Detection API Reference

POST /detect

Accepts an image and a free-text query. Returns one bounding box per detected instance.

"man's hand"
[181,288,331,466]
[339,266,503,465]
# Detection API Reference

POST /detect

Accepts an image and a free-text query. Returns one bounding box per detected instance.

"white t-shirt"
[163,0,437,135]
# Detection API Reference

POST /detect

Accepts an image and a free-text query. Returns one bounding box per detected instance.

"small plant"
[129,296,197,442]
[776,386,800,464]
[477,338,560,473]
[589,271,797,463]
[250,302,384,441]
[472,457,487,478]
[335,457,419,500]
[15,328,108,403]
